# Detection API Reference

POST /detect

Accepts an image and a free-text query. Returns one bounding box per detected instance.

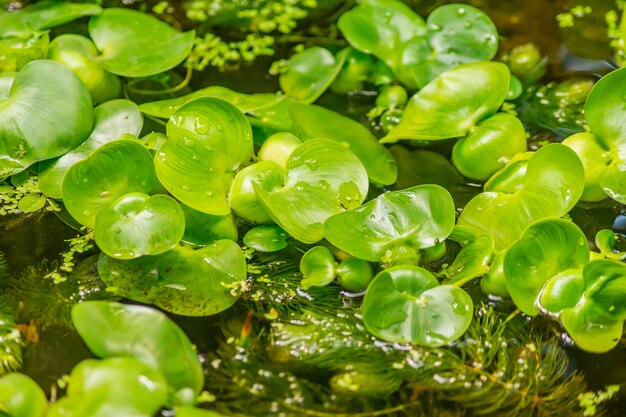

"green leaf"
[289,101,398,185]
[88,8,194,77]
[390,146,462,191]
[47,358,168,417]
[539,269,585,314]
[483,151,532,193]
[155,97,253,215]
[39,99,143,198]
[503,218,589,316]
[337,0,425,71]
[0,33,49,72]
[97,241,246,316]
[62,139,156,228]
[138,86,281,119]
[300,246,337,290]
[323,184,455,262]
[444,234,494,287]
[243,224,289,252]
[0,60,93,178]
[381,62,509,143]
[0,71,15,99]
[0,373,48,417]
[72,301,204,393]
[396,4,498,89]
[595,229,626,260]
[561,310,623,354]
[562,132,611,202]
[228,161,284,224]
[451,113,527,181]
[94,193,185,260]
[17,193,46,213]
[48,34,122,105]
[362,266,472,346]
[335,257,374,292]
[0,1,102,38]
[254,138,369,244]
[458,143,584,249]
[279,47,344,103]
[181,204,238,246]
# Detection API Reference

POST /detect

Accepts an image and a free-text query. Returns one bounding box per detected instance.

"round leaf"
[243,224,289,252]
[381,62,509,143]
[228,161,284,224]
[336,257,374,292]
[300,246,337,290]
[0,373,48,417]
[156,97,253,215]
[323,184,456,262]
[562,132,611,202]
[94,193,185,259]
[97,241,246,316]
[595,229,626,260]
[362,266,473,346]
[561,309,623,354]
[584,66,626,150]
[0,60,93,178]
[62,139,156,228]
[40,99,143,198]
[72,301,204,393]
[539,269,585,314]
[88,8,195,77]
[181,204,238,246]
[503,218,589,316]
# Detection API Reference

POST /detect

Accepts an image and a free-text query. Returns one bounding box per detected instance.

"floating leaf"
[595,229,626,260]
[0,33,49,72]
[72,301,204,393]
[39,99,143,198]
[17,193,46,213]
[243,224,289,252]
[324,185,455,262]
[562,132,611,202]
[181,204,237,246]
[362,266,472,346]
[88,8,194,77]
[0,373,48,417]
[458,143,584,249]
[300,246,337,290]
[155,97,253,215]
[254,139,368,244]
[0,60,93,178]
[336,257,374,292]
[94,193,185,260]
[62,139,156,228]
[98,241,246,316]
[444,234,494,287]
[381,62,509,143]
[228,161,284,224]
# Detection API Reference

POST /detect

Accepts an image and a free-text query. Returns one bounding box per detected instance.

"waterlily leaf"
[97,241,246,316]
[94,193,185,260]
[458,143,584,249]
[138,86,280,119]
[337,0,425,71]
[0,373,48,417]
[40,99,143,198]
[254,139,369,244]
[72,301,204,393]
[0,60,93,178]
[503,218,589,316]
[243,224,289,252]
[88,8,195,77]
[62,139,155,228]
[181,204,237,246]
[229,161,284,224]
[451,113,527,181]
[396,3,498,89]
[289,102,398,185]
[48,34,122,105]
[381,62,509,143]
[280,46,345,103]
[323,184,455,262]
[156,97,253,215]
[444,234,494,287]
[362,265,473,346]
[300,246,337,290]
[0,1,102,38]
[47,358,168,417]
[595,229,626,260]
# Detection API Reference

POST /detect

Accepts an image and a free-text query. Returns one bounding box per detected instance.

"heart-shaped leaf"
[72,301,204,393]
[88,8,195,77]
[451,113,527,181]
[98,241,246,316]
[362,265,473,346]
[62,139,156,228]
[243,224,289,252]
[381,62,509,143]
[323,184,455,262]
[300,246,337,290]
[155,97,253,215]
[279,46,345,103]
[458,143,584,249]
[503,218,589,316]
[0,60,93,178]
[94,193,185,260]
[0,373,48,417]
[254,138,369,244]
[39,99,143,198]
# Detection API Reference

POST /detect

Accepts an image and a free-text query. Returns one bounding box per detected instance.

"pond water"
[2,0,626,416]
